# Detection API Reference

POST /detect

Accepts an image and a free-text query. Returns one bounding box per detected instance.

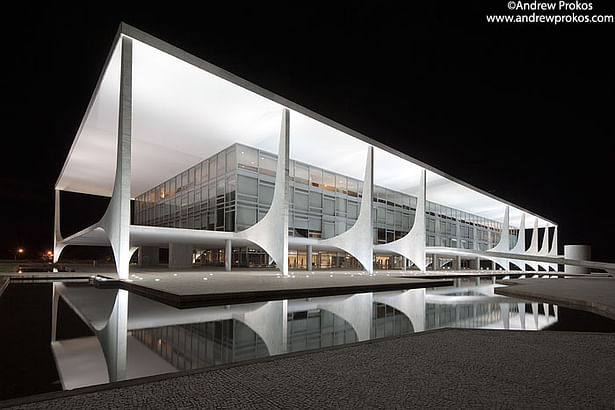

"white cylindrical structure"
[306,245,312,271]
[225,239,232,271]
[564,245,591,274]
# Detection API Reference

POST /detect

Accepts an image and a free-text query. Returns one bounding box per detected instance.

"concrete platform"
[496,277,615,320]
[92,269,453,308]
[400,270,611,279]
[3,328,614,409]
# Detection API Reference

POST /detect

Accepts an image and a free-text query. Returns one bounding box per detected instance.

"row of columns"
[55,34,566,278]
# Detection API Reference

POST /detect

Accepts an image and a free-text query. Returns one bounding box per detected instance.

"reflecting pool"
[0,279,563,400]
[47,280,556,391]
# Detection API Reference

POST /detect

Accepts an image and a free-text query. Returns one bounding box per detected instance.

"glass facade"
[134,143,516,267]
[130,319,268,371]
[287,309,357,352]
[132,303,417,370]
[425,302,506,329]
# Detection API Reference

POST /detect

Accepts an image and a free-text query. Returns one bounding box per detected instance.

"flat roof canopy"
[56,24,554,229]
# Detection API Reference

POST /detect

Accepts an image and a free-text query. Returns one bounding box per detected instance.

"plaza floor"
[93,267,454,308]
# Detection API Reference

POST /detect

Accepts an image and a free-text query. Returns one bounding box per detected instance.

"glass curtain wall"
[135,143,514,267]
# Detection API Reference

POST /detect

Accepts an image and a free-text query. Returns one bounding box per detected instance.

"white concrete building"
[55,23,573,278]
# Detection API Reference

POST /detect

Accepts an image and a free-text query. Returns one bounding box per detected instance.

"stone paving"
[4,329,614,409]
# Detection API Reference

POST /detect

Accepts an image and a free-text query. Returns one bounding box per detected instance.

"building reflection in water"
[51,282,557,389]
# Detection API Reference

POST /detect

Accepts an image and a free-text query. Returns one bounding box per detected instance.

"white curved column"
[373,288,425,332]
[537,226,550,271]
[99,36,133,280]
[509,213,526,271]
[96,289,128,382]
[525,219,540,272]
[236,109,290,275]
[518,303,526,329]
[318,293,373,341]
[51,282,60,341]
[486,206,510,271]
[320,146,374,274]
[549,226,558,271]
[235,300,287,355]
[500,303,510,329]
[53,189,66,263]
[374,169,426,271]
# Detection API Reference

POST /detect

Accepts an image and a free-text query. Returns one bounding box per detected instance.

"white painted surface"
[52,336,177,390]
[55,26,553,229]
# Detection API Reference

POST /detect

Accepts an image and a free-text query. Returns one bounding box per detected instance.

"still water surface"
[0,280,558,401]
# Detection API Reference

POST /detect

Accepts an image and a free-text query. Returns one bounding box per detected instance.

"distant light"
[203,277,208,280]
[173,273,178,277]
[18,248,24,253]
[154,278,160,282]
[329,274,333,277]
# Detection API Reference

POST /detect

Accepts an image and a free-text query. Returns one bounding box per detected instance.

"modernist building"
[54,23,569,278]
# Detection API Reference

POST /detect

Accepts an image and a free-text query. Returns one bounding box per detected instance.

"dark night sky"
[2,3,614,262]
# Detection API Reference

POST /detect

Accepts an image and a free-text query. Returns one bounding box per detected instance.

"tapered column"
[321,146,373,274]
[319,293,373,341]
[225,239,232,271]
[100,37,132,280]
[538,226,550,271]
[53,189,65,263]
[532,303,539,329]
[51,282,60,341]
[236,300,287,355]
[549,227,559,271]
[487,206,510,271]
[525,219,540,272]
[509,213,526,271]
[373,170,426,271]
[518,303,526,330]
[500,303,510,329]
[237,109,289,275]
[98,289,128,382]
[306,245,312,271]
